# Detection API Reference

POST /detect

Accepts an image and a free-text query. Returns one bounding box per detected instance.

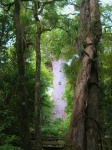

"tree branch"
[67,2,79,8]
[21,3,34,11]
[1,2,14,11]
[55,26,68,33]
[41,25,69,34]
[41,28,52,34]
[1,0,33,11]
[104,26,112,29]
[101,13,112,23]
[38,0,65,14]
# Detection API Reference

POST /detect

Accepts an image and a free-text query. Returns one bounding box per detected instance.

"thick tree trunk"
[33,1,42,150]
[14,1,31,149]
[66,0,102,150]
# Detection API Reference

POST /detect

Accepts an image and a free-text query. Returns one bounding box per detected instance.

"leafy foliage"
[0,0,112,149]
[98,3,112,137]
[0,145,22,150]
[41,118,70,136]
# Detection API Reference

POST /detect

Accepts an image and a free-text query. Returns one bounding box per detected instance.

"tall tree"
[33,0,65,149]
[66,0,102,150]
[13,0,31,149]
[33,1,42,149]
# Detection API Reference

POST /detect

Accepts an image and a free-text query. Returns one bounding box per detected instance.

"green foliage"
[1,1,112,149]
[62,56,81,116]
[0,145,22,150]
[41,118,70,136]
[4,135,19,145]
[41,3,60,30]
[41,29,65,59]
[0,50,18,135]
[41,26,76,60]
[0,47,53,144]
[40,63,53,125]
[0,134,20,144]
[98,2,112,137]
[99,52,112,136]
[0,10,14,49]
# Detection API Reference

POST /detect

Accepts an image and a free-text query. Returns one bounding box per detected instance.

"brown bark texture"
[66,0,102,150]
[33,1,42,150]
[14,0,31,149]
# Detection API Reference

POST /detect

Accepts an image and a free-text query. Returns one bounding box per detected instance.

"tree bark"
[66,0,102,150]
[0,22,5,64]
[14,0,31,149]
[33,1,42,150]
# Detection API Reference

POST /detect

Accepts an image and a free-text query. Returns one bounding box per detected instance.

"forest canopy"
[0,0,112,150]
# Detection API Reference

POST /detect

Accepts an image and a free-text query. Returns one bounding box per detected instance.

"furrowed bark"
[66,0,102,150]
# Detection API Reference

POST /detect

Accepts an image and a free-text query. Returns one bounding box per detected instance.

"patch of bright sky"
[63,5,74,15]
[101,0,111,4]
[63,0,111,15]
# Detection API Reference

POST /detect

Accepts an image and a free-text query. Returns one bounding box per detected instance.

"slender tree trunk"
[33,1,42,150]
[66,0,102,150]
[0,20,5,64]
[14,0,31,149]
[0,39,2,64]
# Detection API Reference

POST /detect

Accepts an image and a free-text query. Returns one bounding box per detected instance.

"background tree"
[32,1,70,149]
[1,0,112,149]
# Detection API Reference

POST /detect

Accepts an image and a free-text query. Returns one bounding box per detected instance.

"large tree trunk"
[33,1,42,150]
[14,0,31,149]
[66,0,102,150]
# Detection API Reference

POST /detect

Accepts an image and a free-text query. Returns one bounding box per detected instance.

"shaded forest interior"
[0,0,112,150]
